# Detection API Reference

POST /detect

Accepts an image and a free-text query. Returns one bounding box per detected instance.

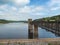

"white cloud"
[34,13,44,15]
[32,6,44,13]
[18,6,45,15]
[34,6,44,11]
[0,0,30,6]
[51,7,60,11]
[45,0,60,15]
[13,0,30,6]
[0,0,60,21]
[0,4,8,10]
[46,0,60,10]
[18,6,32,14]
[48,0,60,7]
[11,7,17,11]
[0,4,45,20]
[0,11,4,15]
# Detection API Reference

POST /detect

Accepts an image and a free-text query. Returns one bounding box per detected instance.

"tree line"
[33,15,60,22]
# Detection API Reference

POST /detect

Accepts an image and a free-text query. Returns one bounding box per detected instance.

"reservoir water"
[0,23,60,39]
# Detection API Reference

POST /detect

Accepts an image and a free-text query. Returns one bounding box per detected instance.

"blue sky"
[0,0,60,21]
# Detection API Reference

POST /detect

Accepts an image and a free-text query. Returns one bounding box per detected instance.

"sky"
[0,0,60,21]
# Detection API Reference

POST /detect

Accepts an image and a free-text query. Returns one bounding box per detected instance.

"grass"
[0,43,4,45]
[48,43,52,45]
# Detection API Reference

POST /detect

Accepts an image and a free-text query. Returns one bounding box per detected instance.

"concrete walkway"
[0,38,60,45]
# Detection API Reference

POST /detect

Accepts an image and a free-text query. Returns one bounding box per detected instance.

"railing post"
[34,24,38,39]
[28,19,33,39]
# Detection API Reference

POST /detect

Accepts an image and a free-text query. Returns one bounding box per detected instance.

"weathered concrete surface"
[0,38,60,43]
[28,19,33,39]
[0,38,60,45]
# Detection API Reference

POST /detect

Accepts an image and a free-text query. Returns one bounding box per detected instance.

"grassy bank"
[0,19,28,23]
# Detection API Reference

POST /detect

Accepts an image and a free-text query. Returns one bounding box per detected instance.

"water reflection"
[0,23,60,39]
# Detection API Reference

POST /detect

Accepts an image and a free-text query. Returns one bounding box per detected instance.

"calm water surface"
[0,23,60,39]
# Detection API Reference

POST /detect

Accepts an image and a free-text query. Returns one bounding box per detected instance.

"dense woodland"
[34,15,60,22]
[0,19,9,23]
